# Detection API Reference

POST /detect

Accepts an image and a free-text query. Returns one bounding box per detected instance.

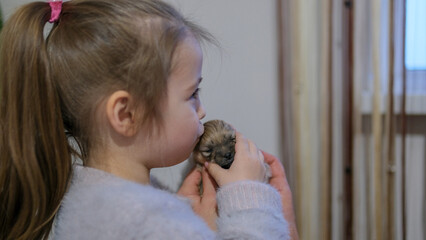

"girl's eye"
[191,88,201,99]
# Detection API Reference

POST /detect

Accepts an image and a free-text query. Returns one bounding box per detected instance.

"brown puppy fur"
[193,120,236,169]
[193,120,271,183]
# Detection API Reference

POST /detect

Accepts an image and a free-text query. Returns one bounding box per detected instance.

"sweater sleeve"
[216,181,290,240]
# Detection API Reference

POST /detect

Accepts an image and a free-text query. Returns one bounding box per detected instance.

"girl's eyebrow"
[187,77,203,91]
[195,77,203,89]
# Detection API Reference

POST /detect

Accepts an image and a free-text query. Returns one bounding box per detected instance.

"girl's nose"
[198,102,206,120]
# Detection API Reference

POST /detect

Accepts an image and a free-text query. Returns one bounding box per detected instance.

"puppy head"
[193,120,236,169]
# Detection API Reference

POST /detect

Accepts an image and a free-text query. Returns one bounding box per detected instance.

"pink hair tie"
[48,0,63,23]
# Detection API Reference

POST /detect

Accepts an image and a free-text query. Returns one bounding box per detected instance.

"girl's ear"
[105,90,138,137]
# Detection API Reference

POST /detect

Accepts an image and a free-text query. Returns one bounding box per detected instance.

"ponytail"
[0,2,72,239]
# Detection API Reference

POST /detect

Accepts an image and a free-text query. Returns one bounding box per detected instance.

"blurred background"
[1,0,425,239]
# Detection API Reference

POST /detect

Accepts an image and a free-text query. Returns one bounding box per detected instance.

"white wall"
[0,0,33,19]
[0,0,281,192]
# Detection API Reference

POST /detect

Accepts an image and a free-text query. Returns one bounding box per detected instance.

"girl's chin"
[166,155,192,167]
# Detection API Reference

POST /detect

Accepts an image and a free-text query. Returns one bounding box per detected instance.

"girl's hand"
[262,150,299,240]
[205,132,267,186]
[177,167,218,231]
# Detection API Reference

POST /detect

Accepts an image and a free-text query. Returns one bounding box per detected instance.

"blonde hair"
[0,0,211,238]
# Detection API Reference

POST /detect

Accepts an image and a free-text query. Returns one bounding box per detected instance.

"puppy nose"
[224,152,232,159]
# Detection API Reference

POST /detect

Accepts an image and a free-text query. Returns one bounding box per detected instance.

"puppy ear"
[105,90,137,137]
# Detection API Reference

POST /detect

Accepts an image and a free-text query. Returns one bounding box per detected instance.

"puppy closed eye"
[200,147,212,157]
[201,151,212,157]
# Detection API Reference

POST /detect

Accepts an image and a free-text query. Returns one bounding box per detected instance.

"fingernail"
[204,162,209,168]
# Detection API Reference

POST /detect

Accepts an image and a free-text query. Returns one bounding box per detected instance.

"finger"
[261,150,288,191]
[235,131,249,153]
[201,167,217,198]
[262,151,278,165]
[247,139,258,156]
[258,150,265,163]
[261,150,285,177]
[177,167,201,196]
[204,162,225,186]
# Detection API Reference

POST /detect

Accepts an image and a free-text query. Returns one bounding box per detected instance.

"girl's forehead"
[166,36,203,90]
[171,35,203,71]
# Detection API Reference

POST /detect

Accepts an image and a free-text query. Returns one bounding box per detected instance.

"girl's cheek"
[199,124,204,136]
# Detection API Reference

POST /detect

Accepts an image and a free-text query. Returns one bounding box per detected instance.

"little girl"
[0,0,297,239]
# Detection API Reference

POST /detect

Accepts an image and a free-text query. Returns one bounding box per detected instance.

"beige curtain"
[278,0,335,239]
[278,0,425,239]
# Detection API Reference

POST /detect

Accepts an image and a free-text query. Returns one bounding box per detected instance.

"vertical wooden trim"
[327,0,333,238]
[276,0,286,171]
[291,1,303,237]
[385,0,396,239]
[320,0,333,239]
[401,0,407,239]
[297,1,315,237]
[276,2,301,239]
[372,0,383,239]
[276,0,295,190]
[342,1,354,239]
[331,0,346,238]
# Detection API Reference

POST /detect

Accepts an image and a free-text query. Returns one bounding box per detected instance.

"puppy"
[193,120,236,169]
[193,120,270,182]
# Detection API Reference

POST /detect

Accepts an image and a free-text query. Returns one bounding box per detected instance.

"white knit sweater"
[51,165,289,239]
